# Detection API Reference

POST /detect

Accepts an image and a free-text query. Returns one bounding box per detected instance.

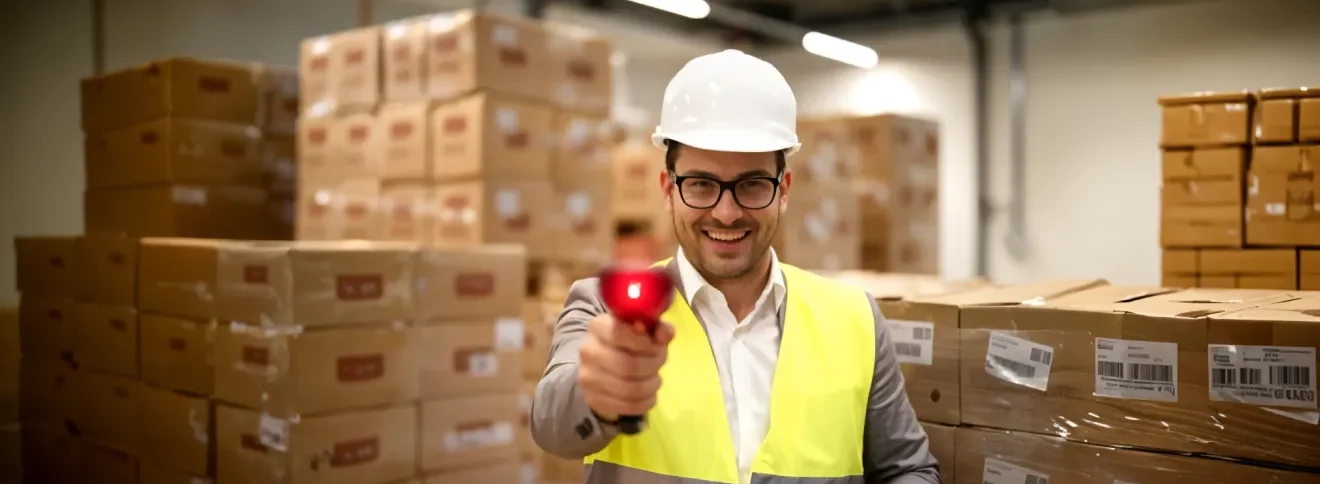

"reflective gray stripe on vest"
[585,461,863,484]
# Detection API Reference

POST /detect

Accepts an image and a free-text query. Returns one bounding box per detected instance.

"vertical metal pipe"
[965,6,991,277]
[91,0,105,74]
[1004,12,1031,260]
[357,0,373,27]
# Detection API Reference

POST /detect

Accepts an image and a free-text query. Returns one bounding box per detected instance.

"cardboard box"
[0,425,18,482]
[382,18,430,103]
[414,245,526,321]
[1159,91,1252,148]
[85,118,265,189]
[522,300,553,379]
[422,461,522,484]
[540,451,583,483]
[138,238,232,320]
[13,236,78,298]
[553,180,613,265]
[550,111,612,186]
[1303,250,1320,290]
[84,184,273,240]
[139,386,212,476]
[80,58,262,135]
[420,393,520,472]
[955,426,1319,484]
[518,380,536,457]
[1253,87,1320,144]
[140,462,214,484]
[528,260,599,305]
[296,177,382,241]
[1199,249,1298,290]
[18,360,78,431]
[213,323,419,415]
[380,181,432,241]
[76,370,143,454]
[1246,145,1320,246]
[72,302,139,378]
[260,137,297,197]
[322,112,381,179]
[1160,147,1246,247]
[256,65,299,137]
[18,296,75,365]
[139,313,216,396]
[882,279,1107,425]
[213,240,417,327]
[1205,296,1320,468]
[610,139,664,220]
[298,36,334,115]
[1162,248,1200,288]
[546,23,613,117]
[215,404,417,484]
[0,308,16,426]
[21,423,82,484]
[327,26,381,111]
[960,287,1292,456]
[75,234,139,306]
[422,10,552,103]
[296,114,333,175]
[374,100,434,180]
[774,183,860,271]
[430,180,555,258]
[794,117,862,185]
[418,321,523,399]
[430,92,554,181]
[922,422,955,484]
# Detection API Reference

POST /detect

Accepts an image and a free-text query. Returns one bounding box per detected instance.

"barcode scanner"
[598,265,675,435]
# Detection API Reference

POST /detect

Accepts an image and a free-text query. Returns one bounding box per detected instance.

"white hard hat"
[652,49,800,156]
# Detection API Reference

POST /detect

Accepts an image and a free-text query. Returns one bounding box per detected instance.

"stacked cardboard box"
[0,307,18,483]
[609,130,675,263]
[81,58,298,241]
[1159,88,1320,290]
[295,9,617,268]
[786,114,940,272]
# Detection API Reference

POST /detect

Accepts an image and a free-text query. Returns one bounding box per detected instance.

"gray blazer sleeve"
[530,277,620,459]
[863,294,942,484]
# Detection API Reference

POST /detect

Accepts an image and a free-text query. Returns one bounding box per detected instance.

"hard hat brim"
[652,130,801,157]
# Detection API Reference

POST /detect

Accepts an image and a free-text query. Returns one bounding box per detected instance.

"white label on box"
[1094,338,1179,402]
[172,186,208,206]
[566,192,592,218]
[518,392,533,413]
[495,189,522,217]
[443,421,514,452]
[495,318,526,350]
[888,319,935,366]
[496,108,520,132]
[1208,345,1317,409]
[522,463,538,484]
[818,197,839,222]
[468,352,499,377]
[983,458,1050,484]
[804,214,829,242]
[985,332,1055,392]
[257,413,289,452]
[568,119,591,146]
[492,24,518,46]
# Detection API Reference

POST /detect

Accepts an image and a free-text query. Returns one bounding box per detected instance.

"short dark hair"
[664,141,787,175]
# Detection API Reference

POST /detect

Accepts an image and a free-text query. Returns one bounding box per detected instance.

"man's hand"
[577,314,676,422]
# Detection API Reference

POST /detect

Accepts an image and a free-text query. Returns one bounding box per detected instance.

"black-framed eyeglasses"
[670,172,783,210]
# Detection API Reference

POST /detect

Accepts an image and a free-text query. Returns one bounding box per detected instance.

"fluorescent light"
[802,31,878,69]
[625,0,711,19]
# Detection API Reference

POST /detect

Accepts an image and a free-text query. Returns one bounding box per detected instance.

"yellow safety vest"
[584,261,877,483]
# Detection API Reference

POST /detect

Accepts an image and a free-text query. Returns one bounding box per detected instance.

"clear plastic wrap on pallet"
[958,286,1320,470]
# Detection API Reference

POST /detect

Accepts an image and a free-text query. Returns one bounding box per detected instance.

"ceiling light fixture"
[625,0,711,19]
[802,31,879,69]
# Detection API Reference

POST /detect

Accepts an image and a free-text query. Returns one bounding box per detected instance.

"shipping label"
[985,332,1055,392]
[982,458,1049,484]
[1094,338,1178,402]
[1208,345,1317,409]
[888,319,935,366]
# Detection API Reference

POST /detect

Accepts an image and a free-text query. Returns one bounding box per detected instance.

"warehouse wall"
[770,0,1320,285]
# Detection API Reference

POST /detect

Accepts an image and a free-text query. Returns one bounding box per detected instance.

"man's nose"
[710,190,744,225]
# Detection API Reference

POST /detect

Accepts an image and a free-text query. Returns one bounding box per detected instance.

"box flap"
[824,271,993,301]
[1212,295,1320,323]
[913,278,1107,307]
[1078,288,1295,318]
[1045,285,1179,308]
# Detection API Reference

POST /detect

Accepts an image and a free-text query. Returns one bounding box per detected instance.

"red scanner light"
[598,266,675,327]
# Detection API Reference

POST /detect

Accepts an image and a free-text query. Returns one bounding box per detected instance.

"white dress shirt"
[674,247,786,484]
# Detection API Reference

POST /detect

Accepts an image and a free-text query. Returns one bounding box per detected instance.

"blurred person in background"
[531,49,940,484]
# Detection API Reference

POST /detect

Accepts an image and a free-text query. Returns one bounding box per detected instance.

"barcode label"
[888,319,936,366]
[1209,345,1317,410]
[985,332,1054,391]
[982,458,1049,484]
[1094,338,1179,402]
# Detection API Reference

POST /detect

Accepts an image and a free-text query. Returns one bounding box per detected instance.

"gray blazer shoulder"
[861,292,942,483]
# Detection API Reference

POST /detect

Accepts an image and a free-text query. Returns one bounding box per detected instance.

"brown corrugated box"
[552,179,613,265]
[256,65,299,138]
[374,100,435,180]
[76,370,143,454]
[1160,147,1246,247]
[261,137,297,197]
[429,180,555,258]
[18,296,75,365]
[296,114,333,175]
[18,360,77,431]
[522,300,554,379]
[420,393,520,473]
[1159,91,1253,148]
[794,117,861,185]
[422,461,522,484]
[518,380,536,457]
[84,184,273,240]
[884,278,1106,425]
[84,118,265,189]
[922,422,956,484]
[318,111,381,179]
[140,461,212,484]
[417,320,522,400]
[137,238,233,320]
[1303,250,1320,290]
[80,58,262,135]
[82,442,141,484]
[550,111,612,186]
[1199,248,1297,289]
[1205,295,1320,468]
[139,313,216,396]
[75,234,139,306]
[1162,248,1200,287]
[546,22,614,117]
[324,26,382,112]
[1254,87,1320,144]
[960,287,1294,458]
[414,245,526,321]
[955,426,1319,484]
[296,177,382,241]
[380,180,432,242]
[609,139,664,220]
[0,424,18,482]
[139,386,212,477]
[215,403,416,484]
[774,183,861,271]
[430,92,554,182]
[421,10,552,104]
[1246,144,1319,246]
[72,302,139,377]
[13,236,78,298]
[20,424,81,483]
[0,307,16,425]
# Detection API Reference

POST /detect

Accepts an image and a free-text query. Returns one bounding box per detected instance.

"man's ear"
[778,169,792,213]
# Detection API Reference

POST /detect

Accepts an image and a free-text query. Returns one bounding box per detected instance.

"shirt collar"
[675,247,787,313]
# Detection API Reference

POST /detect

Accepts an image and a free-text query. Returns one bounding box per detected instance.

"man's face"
[662,145,791,281]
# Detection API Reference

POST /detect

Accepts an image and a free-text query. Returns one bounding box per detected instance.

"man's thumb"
[653,321,676,345]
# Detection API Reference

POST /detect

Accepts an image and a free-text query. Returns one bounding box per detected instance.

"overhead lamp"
[625,0,711,19]
[802,31,878,69]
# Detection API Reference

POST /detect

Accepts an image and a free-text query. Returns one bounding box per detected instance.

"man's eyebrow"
[677,169,720,178]
[677,169,774,179]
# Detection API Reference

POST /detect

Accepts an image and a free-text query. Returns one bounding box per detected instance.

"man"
[531,49,940,484]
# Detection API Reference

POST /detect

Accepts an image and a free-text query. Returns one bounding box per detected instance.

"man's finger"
[597,318,664,356]
[581,341,666,379]
[652,321,676,345]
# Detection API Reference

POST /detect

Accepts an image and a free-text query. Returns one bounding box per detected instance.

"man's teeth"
[705,230,748,241]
